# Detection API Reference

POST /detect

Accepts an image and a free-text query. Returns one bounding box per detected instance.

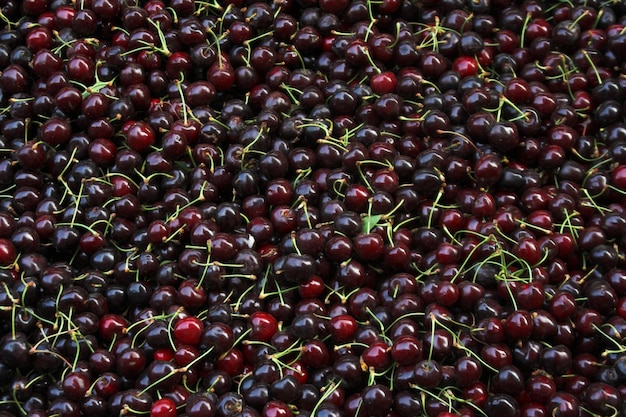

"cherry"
[453,56,480,78]
[361,341,391,371]
[361,384,393,416]
[391,335,423,366]
[88,138,117,166]
[174,345,199,368]
[484,394,520,417]
[148,360,182,391]
[547,392,579,417]
[174,316,204,346]
[263,400,293,417]
[98,314,128,342]
[540,345,572,376]
[217,348,244,377]
[116,347,147,378]
[298,275,325,299]
[151,398,177,417]
[370,71,398,95]
[0,65,30,94]
[448,356,479,388]
[249,311,279,342]
[328,314,358,343]
[185,393,217,417]
[0,239,17,266]
[126,121,156,153]
[481,343,513,370]
[39,118,72,146]
[352,232,384,261]
[1,2,626,416]
[61,372,90,402]
[413,359,443,388]
[488,122,519,153]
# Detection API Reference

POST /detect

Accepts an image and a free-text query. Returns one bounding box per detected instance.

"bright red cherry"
[174,316,204,346]
[151,398,177,417]
[153,348,175,362]
[453,56,479,78]
[263,400,293,417]
[370,71,398,95]
[249,311,279,342]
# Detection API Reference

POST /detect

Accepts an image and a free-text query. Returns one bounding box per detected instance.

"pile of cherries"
[4,0,626,416]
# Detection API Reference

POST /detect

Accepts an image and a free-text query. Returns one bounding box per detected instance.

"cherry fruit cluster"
[2,0,626,417]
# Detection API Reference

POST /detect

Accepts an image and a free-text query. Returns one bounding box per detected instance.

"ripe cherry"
[249,311,279,342]
[391,335,423,366]
[263,400,292,417]
[370,71,398,95]
[61,371,90,401]
[361,341,391,371]
[151,398,177,417]
[125,121,156,153]
[39,118,72,146]
[453,56,479,78]
[88,138,117,166]
[216,347,244,377]
[611,165,626,189]
[0,239,17,266]
[174,316,204,346]
[298,275,325,299]
[98,314,128,341]
[328,314,358,342]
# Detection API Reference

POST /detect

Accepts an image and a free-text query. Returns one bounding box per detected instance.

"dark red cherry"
[547,392,578,417]
[125,121,155,153]
[39,118,72,146]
